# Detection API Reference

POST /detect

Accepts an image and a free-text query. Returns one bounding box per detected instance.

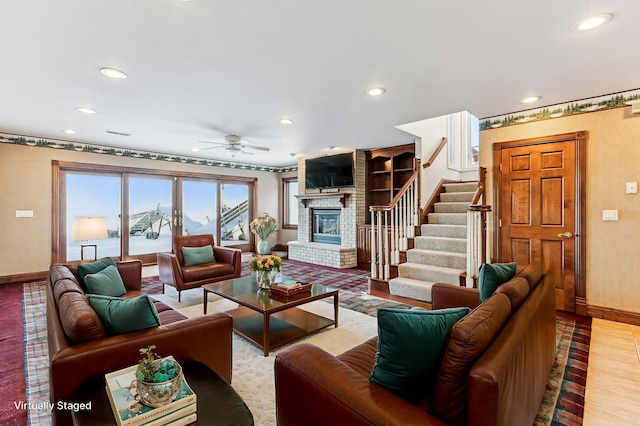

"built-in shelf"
[295,192,350,208]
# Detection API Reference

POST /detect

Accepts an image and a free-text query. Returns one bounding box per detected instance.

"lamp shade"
[71,217,108,241]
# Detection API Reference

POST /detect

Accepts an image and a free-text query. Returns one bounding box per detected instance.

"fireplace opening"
[311,209,341,245]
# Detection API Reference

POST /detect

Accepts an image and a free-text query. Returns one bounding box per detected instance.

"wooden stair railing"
[466,167,490,288]
[369,159,420,281]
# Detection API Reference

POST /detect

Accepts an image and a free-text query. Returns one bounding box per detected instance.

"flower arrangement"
[249,213,278,241]
[249,255,282,273]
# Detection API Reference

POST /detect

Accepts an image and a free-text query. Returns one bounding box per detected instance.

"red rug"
[0,283,27,425]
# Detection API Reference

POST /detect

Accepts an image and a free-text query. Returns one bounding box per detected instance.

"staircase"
[388,181,478,302]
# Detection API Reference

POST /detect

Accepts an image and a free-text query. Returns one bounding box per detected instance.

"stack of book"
[105,362,197,426]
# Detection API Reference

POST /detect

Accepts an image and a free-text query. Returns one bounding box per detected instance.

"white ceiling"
[1,0,637,167]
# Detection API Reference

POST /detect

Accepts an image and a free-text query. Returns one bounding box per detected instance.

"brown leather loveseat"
[47,260,233,426]
[274,260,555,426]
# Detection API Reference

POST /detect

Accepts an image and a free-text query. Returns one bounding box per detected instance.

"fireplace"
[311,209,341,245]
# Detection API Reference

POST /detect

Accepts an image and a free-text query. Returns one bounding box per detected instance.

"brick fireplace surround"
[287,151,366,269]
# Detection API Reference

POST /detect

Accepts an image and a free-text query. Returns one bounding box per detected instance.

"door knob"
[557,231,573,238]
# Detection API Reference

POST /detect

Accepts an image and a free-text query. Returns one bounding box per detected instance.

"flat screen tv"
[305,153,355,190]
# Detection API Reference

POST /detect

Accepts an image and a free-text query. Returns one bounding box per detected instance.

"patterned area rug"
[143,259,409,316]
[535,316,592,426]
[14,263,591,425]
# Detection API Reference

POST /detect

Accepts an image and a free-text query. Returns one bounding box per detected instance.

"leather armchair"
[157,234,241,301]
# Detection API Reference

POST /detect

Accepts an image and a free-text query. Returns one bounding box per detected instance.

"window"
[282,177,298,229]
[53,161,256,263]
[447,111,480,171]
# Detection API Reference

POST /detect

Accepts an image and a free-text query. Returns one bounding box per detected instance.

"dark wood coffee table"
[202,276,339,356]
[71,361,253,425]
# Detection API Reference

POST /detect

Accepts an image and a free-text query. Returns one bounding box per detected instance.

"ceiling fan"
[196,134,270,158]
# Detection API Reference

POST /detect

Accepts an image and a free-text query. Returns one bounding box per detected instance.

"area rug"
[142,259,409,317]
[11,275,591,426]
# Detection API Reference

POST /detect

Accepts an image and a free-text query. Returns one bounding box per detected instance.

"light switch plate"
[603,210,618,221]
[626,182,637,194]
[16,210,34,218]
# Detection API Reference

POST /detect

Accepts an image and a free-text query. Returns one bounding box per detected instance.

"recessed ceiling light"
[280,118,293,125]
[63,129,76,134]
[100,67,127,79]
[191,147,199,152]
[76,107,96,114]
[367,87,385,96]
[522,96,542,104]
[289,153,296,157]
[572,13,612,32]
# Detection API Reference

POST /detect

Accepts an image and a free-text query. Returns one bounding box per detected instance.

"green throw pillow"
[369,307,470,401]
[78,258,116,285]
[87,294,161,335]
[478,262,517,302]
[84,264,127,297]
[182,245,215,266]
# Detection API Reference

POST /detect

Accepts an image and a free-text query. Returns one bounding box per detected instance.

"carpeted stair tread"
[414,236,467,253]
[421,224,467,238]
[397,262,464,284]
[388,277,436,302]
[439,191,476,202]
[434,202,470,214]
[443,182,478,193]
[407,249,466,269]
[426,213,467,225]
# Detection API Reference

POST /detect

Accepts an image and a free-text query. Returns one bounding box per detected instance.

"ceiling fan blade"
[198,140,227,146]
[243,144,270,152]
[198,145,226,151]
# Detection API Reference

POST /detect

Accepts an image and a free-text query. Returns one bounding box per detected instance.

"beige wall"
[480,107,640,313]
[0,143,284,277]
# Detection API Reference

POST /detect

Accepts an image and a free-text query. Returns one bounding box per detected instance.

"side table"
[71,361,253,425]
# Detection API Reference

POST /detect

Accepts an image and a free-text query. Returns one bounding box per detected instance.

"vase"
[256,269,272,289]
[136,361,183,408]
[257,239,270,255]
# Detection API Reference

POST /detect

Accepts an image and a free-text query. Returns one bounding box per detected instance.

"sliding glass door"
[181,179,218,237]
[220,183,250,246]
[128,176,173,257]
[55,162,255,264]
[65,172,121,261]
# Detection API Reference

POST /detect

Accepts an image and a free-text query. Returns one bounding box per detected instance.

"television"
[305,153,355,190]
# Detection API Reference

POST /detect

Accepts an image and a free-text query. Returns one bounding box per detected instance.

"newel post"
[466,204,492,288]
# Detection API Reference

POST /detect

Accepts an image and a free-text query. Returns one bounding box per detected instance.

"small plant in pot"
[135,345,183,408]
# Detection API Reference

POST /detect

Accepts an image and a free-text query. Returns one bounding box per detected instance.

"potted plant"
[249,255,282,289]
[250,214,278,255]
[136,345,183,407]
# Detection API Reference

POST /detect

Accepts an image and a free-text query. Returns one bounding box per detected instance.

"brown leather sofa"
[47,260,233,426]
[274,260,555,426]
[157,234,242,302]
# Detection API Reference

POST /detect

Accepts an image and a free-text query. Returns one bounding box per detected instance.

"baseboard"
[0,270,48,285]
[587,304,640,327]
[575,296,588,316]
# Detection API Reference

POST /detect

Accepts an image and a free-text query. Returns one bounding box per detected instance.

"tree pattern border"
[480,88,640,131]
[0,133,297,173]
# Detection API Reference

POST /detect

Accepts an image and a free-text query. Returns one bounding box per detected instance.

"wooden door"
[494,132,586,312]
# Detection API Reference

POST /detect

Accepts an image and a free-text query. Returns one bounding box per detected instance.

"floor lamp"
[71,217,108,261]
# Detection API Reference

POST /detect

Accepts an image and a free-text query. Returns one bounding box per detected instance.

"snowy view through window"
[66,173,249,261]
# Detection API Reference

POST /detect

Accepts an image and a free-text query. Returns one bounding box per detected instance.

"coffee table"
[202,276,339,356]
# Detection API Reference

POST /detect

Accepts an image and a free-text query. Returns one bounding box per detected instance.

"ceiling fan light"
[226,146,242,158]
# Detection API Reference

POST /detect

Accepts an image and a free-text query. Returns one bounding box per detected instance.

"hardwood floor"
[584,318,640,425]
